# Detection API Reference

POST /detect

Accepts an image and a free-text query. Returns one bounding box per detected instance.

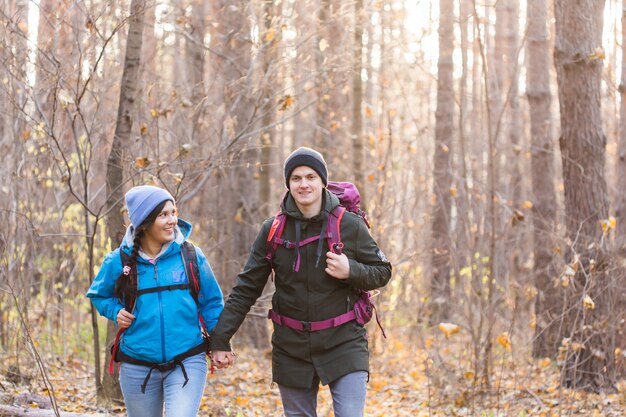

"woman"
[87,185,223,417]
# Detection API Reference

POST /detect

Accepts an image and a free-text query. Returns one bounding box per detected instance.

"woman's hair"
[114,200,172,307]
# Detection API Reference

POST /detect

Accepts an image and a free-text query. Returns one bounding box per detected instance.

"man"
[210,147,392,417]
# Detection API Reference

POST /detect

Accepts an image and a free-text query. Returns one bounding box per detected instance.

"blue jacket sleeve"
[195,246,224,333]
[86,250,124,322]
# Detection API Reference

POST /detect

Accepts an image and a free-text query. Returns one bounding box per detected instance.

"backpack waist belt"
[268,308,356,332]
[115,340,207,393]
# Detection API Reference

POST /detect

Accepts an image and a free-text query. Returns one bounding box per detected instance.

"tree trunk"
[527,0,559,359]
[352,0,365,201]
[98,0,146,402]
[187,0,207,144]
[616,0,626,376]
[554,0,617,393]
[430,0,454,323]
[213,0,267,349]
[259,0,279,218]
[315,0,331,153]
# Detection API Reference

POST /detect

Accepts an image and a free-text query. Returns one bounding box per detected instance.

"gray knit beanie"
[284,147,328,187]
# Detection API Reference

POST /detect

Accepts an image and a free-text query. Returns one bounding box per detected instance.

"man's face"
[288,166,324,213]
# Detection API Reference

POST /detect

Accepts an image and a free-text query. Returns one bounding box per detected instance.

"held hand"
[211,350,236,369]
[116,308,135,329]
[325,251,350,280]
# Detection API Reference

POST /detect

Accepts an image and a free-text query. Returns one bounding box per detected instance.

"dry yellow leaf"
[235,396,249,406]
[496,332,512,351]
[438,322,460,338]
[264,27,276,42]
[278,95,293,111]
[449,187,458,197]
[583,295,595,310]
[424,337,434,348]
[589,47,605,60]
[522,200,533,209]
[134,157,150,169]
[571,342,584,352]
[319,38,329,52]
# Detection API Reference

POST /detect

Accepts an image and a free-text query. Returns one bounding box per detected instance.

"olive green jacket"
[210,190,392,388]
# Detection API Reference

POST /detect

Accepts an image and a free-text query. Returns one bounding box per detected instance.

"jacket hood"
[121,218,192,259]
[280,189,340,222]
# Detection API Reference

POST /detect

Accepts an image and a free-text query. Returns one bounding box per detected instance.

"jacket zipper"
[151,260,167,363]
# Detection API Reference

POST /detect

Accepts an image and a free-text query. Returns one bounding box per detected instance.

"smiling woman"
[86,185,224,417]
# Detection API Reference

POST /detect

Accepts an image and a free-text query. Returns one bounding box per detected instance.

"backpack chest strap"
[273,233,331,249]
[136,283,190,296]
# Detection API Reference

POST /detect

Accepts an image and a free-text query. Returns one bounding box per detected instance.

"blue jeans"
[278,371,368,417]
[119,353,207,417]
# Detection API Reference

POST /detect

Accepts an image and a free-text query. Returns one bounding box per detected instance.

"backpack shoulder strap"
[327,206,346,254]
[181,241,200,305]
[265,212,287,264]
[118,250,136,311]
[180,241,211,348]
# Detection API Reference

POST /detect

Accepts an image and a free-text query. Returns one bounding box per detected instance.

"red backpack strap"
[265,212,287,264]
[181,242,200,304]
[108,327,125,375]
[180,241,215,373]
[327,206,346,254]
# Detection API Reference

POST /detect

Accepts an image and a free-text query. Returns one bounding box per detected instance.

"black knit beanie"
[284,147,328,187]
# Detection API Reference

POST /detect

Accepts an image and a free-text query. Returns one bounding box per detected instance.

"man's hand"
[325,251,350,279]
[211,350,236,369]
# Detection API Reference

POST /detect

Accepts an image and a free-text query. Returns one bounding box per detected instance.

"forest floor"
[0,335,624,416]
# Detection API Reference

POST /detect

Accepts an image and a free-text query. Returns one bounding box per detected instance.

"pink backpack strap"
[265,212,287,264]
[327,206,346,254]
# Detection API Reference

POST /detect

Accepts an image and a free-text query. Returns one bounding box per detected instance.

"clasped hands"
[211,350,236,369]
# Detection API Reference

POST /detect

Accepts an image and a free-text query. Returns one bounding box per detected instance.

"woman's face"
[143,201,178,246]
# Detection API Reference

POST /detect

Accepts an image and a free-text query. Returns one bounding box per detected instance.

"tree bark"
[554,0,617,393]
[352,0,365,201]
[98,0,146,403]
[527,0,559,359]
[616,0,626,376]
[430,0,454,322]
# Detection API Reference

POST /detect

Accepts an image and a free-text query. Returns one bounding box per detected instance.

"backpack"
[108,241,209,375]
[265,181,386,338]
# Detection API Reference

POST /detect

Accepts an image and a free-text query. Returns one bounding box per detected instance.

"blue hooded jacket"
[87,219,224,364]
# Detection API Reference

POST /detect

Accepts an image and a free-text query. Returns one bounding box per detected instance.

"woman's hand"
[116,308,135,329]
[211,350,236,369]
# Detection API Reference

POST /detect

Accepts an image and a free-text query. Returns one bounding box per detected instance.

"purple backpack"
[265,181,386,338]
